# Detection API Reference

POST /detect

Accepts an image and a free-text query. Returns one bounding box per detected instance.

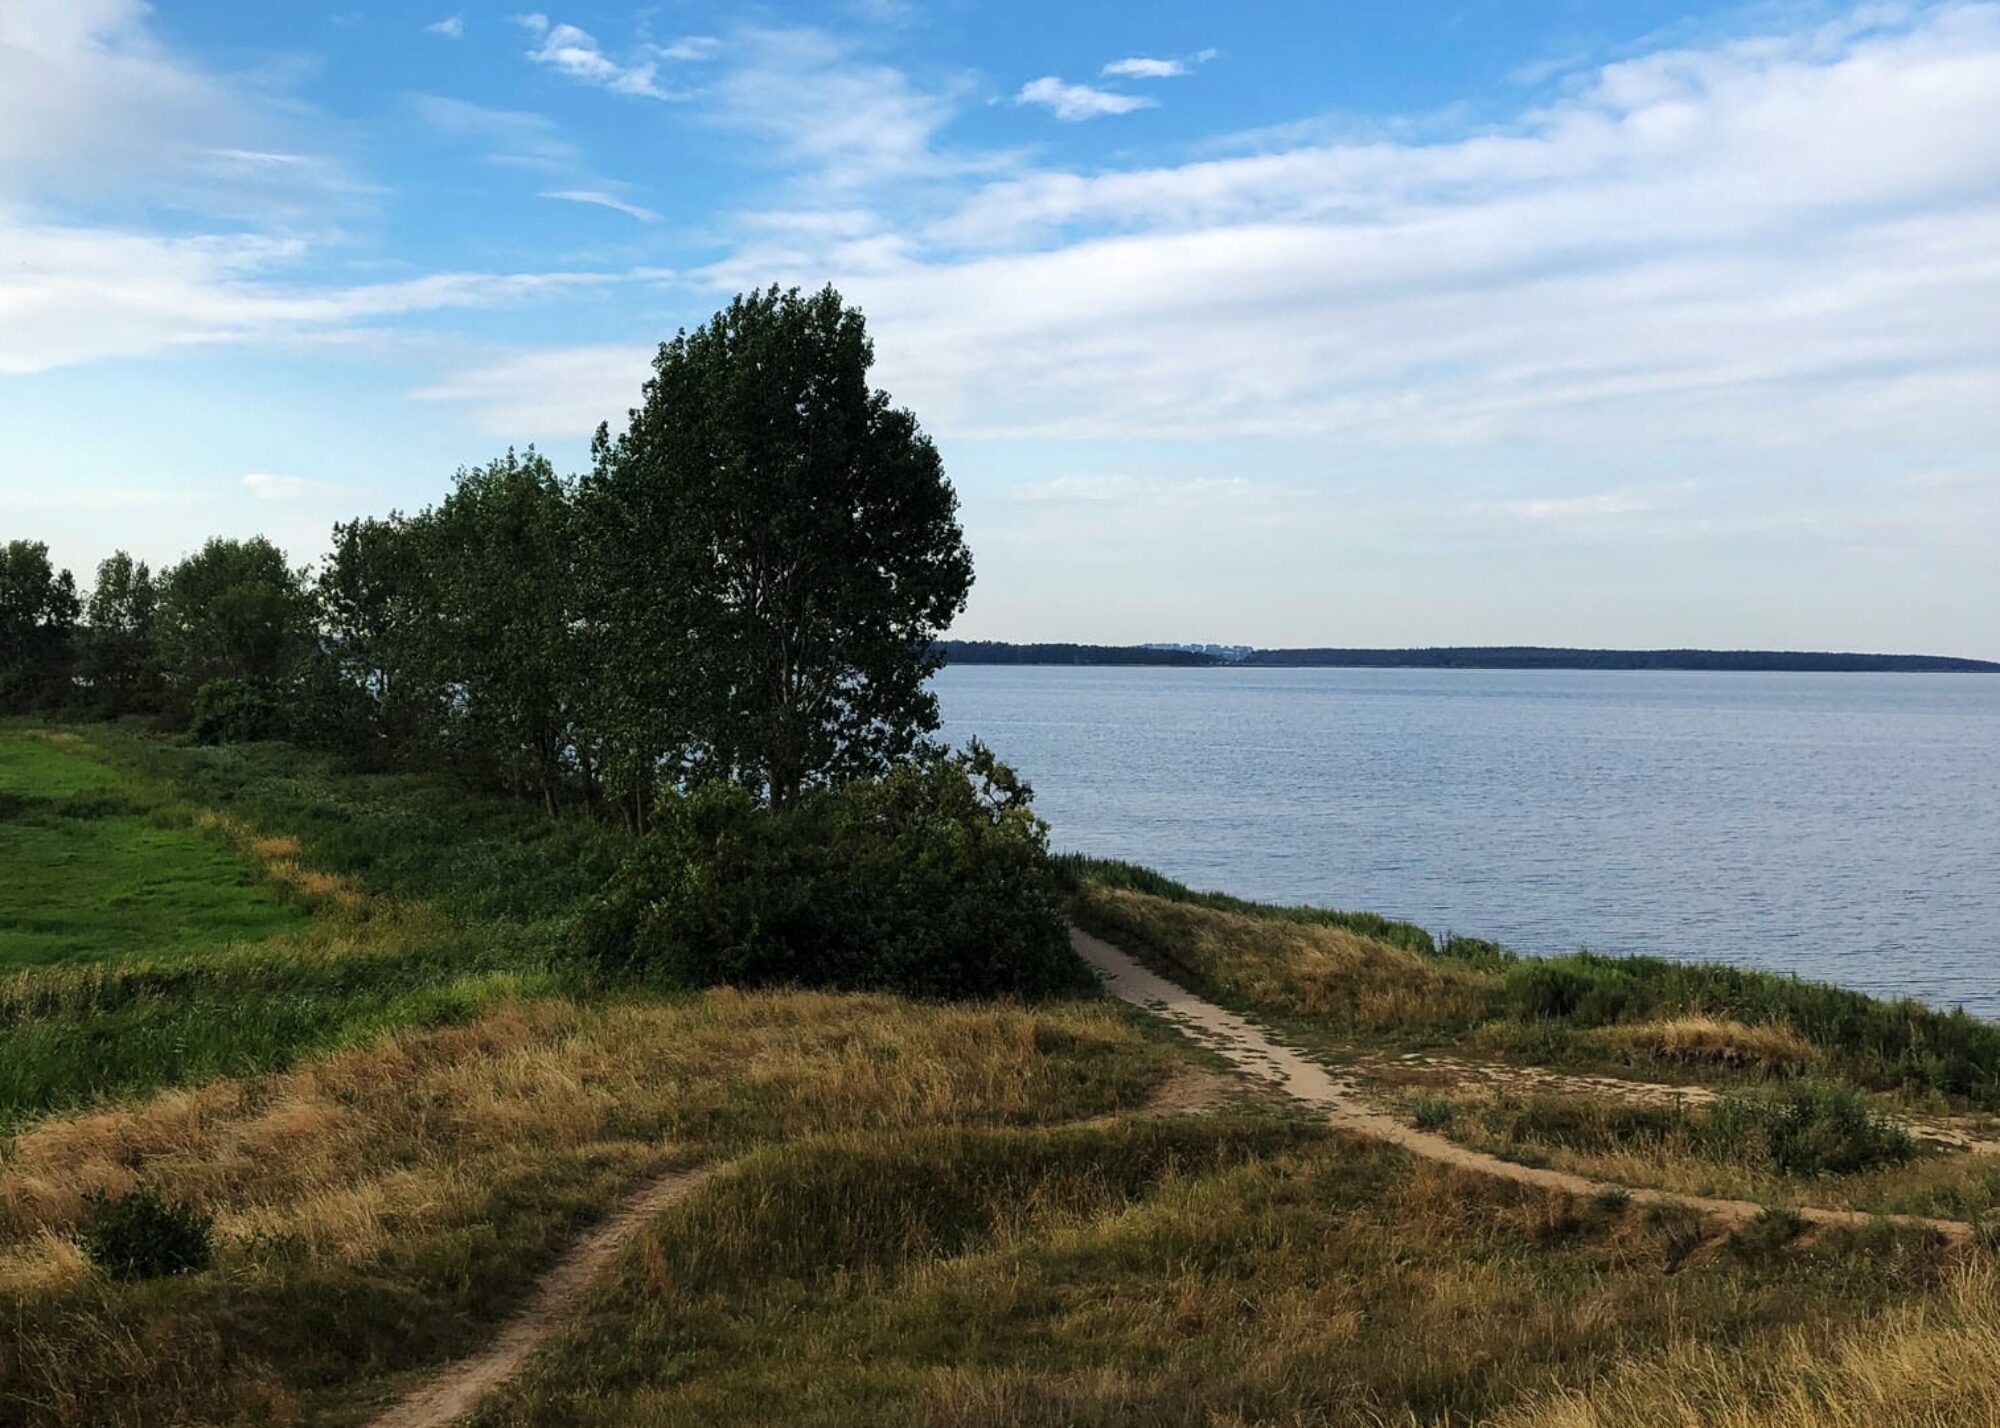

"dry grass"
[476,1125,1965,1428]
[1591,1017,1819,1075]
[0,989,1179,1425]
[1496,1260,2000,1428]
[1073,884,1495,1033]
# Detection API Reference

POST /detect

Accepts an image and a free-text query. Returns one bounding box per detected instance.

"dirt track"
[1070,927,1976,1244]
[363,1164,716,1428]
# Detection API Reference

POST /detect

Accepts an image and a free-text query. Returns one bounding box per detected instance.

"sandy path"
[1071,928,1976,1245]
[364,1163,716,1428]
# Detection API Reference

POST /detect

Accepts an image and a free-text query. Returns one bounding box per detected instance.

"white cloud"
[1102,51,1216,80]
[426,14,464,38]
[410,344,653,435]
[514,13,681,99]
[1484,493,1664,522]
[1015,77,1156,121]
[697,28,975,191]
[540,188,660,221]
[242,473,335,501]
[0,222,618,374]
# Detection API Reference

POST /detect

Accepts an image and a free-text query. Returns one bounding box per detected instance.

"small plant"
[1725,1206,1806,1263]
[1593,1187,1632,1214]
[1411,1098,1458,1132]
[77,1185,214,1281]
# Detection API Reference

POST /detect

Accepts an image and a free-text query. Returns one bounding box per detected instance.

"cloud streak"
[1015,76,1155,120]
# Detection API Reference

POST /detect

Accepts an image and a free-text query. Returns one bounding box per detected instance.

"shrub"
[77,1185,214,1281]
[579,745,1088,999]
[187,678,285,745]
[1702,1081,1916,1177]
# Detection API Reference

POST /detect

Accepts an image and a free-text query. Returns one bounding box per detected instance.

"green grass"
[0,723,625,1130]
[0,731,309,967]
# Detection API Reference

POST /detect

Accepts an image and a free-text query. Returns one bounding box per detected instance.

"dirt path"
[364,1163,717,1428]
[1072,928,1978,1245]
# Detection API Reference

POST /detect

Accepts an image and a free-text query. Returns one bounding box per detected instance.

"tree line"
[1,287,975,825]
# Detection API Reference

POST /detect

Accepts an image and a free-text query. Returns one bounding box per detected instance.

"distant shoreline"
[937,641,2000,673]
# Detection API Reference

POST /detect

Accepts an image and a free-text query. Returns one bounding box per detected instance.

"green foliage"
[582,745,1085,998]
[0,539,79,712]
[157,537,312,699]
[587,284,974,809]
[404,450,595,808]
[79,551,160,715]
[1502,950,2000,1102]
[77,1185,214,1281]
[1057,854,1439,954]
[1705,1081,1917,1178]
[188,678,286,745]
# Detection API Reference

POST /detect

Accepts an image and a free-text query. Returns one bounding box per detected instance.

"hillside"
[5,727,2000,1426]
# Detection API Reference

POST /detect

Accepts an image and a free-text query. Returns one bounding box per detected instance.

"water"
[934,665,2000,1017]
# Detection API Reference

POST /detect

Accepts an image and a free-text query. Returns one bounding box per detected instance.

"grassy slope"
[5,732,2000,1426]
[1066,862,2000,1108]
[0,731,309,966]
[0,722,626,1130]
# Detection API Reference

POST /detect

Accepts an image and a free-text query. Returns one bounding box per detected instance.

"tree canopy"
[588,284,973,807]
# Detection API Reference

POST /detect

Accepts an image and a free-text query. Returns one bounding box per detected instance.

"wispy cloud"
[540,188,659,221]
[243,473,339,501]
[425,14,464,39]
[1015,77,1156,121]
[1102,50,1217,80]
[410,94,578,170]
[513,13,685,99]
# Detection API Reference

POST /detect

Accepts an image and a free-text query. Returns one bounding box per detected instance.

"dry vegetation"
[1072,883,1495,1033]
[1589,1017,1820,1075]
[1495,1260,2000,1427]
[0,991,1179,1424]
[470,1123,1964,1428]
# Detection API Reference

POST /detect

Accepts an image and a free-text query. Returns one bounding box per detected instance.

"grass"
[0,722,627,1130]
[7,728,2000,1425]
[0,731,310,966]
[0,990,1181,1425]
[468,1120,1961,1428]
[1071,876,2000,1108]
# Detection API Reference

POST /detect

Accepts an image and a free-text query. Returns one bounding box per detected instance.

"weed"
[77,1186,213,1281]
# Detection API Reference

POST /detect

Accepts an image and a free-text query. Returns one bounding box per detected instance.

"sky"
[2,1,1997,656]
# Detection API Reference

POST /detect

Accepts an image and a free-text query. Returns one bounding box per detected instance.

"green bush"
[187,678,285,745]
[580,745,1088,999]
[1702,1081,1916,1178]
[77,1185,214,1280]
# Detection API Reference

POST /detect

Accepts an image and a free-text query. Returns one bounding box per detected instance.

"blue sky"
[3,1,1997,655]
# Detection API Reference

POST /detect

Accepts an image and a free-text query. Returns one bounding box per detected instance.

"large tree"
[587,285,973,808]
[157,536,313,692]
[80,551,159,714]
[0,540,80,711]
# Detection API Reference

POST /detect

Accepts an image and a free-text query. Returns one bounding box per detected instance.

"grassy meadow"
[6,726,2000,1425]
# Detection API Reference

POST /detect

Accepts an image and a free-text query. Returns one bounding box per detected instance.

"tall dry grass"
[1497,1261,2000,1428]
[1072,883,1496,1033]
[0,989,1177,1426]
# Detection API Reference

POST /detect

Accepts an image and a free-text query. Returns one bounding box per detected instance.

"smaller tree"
[0,539,80,712]
[406,450,591,810]
[317,514,429,750]
[156,537,313,698]
[80,551,160,714]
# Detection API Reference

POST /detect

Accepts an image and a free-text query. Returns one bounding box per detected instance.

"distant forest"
[936,642,2000,673]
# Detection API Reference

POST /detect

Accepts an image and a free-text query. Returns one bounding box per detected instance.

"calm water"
[935,666,2000,1017]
